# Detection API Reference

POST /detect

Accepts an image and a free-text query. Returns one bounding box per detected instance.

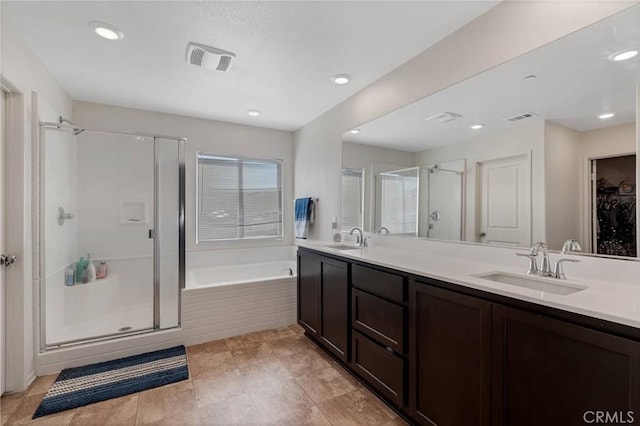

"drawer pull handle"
[385,346,394,353]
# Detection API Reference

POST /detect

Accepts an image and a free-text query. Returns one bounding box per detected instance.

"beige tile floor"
[1,324,409,425]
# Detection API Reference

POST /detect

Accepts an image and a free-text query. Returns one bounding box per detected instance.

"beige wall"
[73,101,295,253]
[342,142,416,231]
[294,1,635,241]
[544,122,582,251]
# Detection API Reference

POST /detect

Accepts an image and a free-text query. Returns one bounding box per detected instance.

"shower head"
[59,116,85,135]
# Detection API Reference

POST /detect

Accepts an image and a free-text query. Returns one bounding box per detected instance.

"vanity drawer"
[351,264,405,303]
[352,288,405,354]
[350,330,405,407]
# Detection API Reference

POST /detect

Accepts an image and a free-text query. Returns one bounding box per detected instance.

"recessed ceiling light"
[247,109,261,117]
[331,74,351,85]
[350,129,361,134]
[609,50,638,62]
[89,21,124,40]
[470,124,484,130]
[597,112,615,119]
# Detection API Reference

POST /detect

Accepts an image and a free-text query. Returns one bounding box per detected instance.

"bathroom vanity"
[297,244,640,426]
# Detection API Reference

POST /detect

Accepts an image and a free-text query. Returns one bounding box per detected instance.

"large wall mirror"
[342,5,640,257]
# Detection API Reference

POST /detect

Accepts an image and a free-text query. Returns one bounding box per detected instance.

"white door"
[427,168,463,241]
[1,89,6,395]
[478,154,531,247]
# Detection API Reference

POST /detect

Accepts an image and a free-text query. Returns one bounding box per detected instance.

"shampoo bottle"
[86,254,96,282]
[75,257,85,283]
[96,262,108,279]
[65,264,75,286]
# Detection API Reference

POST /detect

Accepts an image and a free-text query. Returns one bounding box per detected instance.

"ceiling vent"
[505,112,536,122]
[424,112,463,124]
[186,42,235,72]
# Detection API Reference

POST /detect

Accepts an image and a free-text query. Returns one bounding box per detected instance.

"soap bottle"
[65,264,75,286]
[86,254,96,282]
[96,262,108,279]
[75,257,85,283]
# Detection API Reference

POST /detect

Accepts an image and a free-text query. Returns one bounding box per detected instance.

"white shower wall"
[76,132,154,261]
[44,128,77,280]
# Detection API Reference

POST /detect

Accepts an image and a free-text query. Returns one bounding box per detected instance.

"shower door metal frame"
[37,122,186,351]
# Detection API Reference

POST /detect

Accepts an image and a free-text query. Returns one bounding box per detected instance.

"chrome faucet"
[350,227,364,247]
[517,241,582,279]
[516,242,552,277]
[561,239,583,254]
[535,242,553,277]
[376,226,390,234]
[552,258,581,280]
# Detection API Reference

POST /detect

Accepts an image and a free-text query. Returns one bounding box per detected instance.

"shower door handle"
[148,229,154,239]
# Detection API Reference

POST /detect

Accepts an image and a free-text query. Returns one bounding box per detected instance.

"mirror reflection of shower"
[375,167,419,236]
[38,121,184,349]
[420,164,464,241]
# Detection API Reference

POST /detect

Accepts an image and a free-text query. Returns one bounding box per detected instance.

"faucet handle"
[516,252,539,275]
[553,258,581,280]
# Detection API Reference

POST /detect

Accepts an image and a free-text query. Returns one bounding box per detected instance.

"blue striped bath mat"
[33,345,189,418]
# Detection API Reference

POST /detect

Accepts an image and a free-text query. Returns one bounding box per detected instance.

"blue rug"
[33,345,189,419]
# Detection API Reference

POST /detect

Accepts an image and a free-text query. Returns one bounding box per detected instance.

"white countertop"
[298,240,640,331]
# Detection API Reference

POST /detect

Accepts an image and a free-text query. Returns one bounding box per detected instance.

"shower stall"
[38,119,185,350]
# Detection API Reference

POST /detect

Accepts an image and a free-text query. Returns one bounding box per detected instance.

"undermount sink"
[325,244,361,251]
[473,272,587,295]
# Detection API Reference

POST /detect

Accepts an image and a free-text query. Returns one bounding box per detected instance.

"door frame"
[1,75,32,392]
[583,152,636,255]
[475,152,532,247]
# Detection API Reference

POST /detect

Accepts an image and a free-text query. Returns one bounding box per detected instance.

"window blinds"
[197,154,283,241]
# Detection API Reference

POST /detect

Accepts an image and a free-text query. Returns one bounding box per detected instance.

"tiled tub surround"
[304,236,640,329]
[2,325,406,425]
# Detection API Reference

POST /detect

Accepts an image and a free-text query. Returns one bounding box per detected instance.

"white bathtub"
[182,246,298,345]
[189,260,296,288]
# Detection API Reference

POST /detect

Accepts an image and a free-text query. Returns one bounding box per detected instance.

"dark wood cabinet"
[352,288,405,354]
[297,252,321,337]
[492,304,640,426]
[409,281,491,426]
[351,330,405,406]
[318,257,349,362]
[352,263,405,303]
[297,251,349,362]
[298,247,640,426]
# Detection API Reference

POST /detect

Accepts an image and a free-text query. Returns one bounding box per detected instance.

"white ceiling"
[344,5,640,152]
[2,1,497,131]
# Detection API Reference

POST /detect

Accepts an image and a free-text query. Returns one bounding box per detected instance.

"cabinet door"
[409,281,491,426]
[493,304,640,426]
[352,288,405,354]
[319,257,349,362]
[297,253,320,337]
[351,330,405,407]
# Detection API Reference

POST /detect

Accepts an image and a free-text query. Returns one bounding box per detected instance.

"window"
[197,153,283,241]
[341,167,364,231]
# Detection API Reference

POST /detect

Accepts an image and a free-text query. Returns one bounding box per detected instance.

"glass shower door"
[39,125,184,349]
[375,167,419,235]
[42,128,155,347]
[426,167,464,241]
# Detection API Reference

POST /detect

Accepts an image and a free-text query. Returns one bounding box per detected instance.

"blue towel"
[295,198,313,239]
